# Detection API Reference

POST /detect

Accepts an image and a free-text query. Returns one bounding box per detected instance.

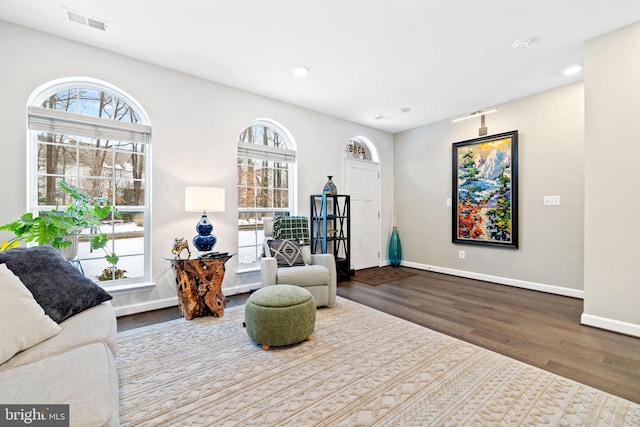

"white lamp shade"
[185,187,225,213]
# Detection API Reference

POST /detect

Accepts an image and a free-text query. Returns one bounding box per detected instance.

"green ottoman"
[244,285,316,350]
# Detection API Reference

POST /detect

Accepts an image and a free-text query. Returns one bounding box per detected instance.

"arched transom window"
[344,136,378,162]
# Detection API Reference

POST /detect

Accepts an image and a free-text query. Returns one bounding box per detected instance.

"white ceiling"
[2,0,640,133]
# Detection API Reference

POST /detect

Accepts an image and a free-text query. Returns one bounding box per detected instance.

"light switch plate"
[544,195,561,206]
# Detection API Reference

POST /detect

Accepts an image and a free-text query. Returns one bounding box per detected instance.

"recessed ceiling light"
[512,38,530,51]
[563,64,583,76]
[291,66,310,78]
[373,115,392,120]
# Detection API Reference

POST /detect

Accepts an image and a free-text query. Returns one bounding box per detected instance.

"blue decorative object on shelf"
[389,226,402,267]
[323,176,337,195]
[193,214,217,252]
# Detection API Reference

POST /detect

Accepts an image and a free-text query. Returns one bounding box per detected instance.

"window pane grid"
[238,209,290,265]
[238,120,295,266]
[30,83,150,284]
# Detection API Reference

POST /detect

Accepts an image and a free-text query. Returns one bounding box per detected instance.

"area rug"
[352,266,417,285]
[117,298,640,426]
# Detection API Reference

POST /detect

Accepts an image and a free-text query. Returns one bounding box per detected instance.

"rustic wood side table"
[168,253,233,320]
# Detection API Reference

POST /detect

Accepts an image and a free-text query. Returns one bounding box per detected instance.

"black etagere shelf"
[310,194,352,280]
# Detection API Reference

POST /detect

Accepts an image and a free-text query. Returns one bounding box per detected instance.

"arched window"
[344,136,379,162]
[28,78,151,285]
[237,119,296,266]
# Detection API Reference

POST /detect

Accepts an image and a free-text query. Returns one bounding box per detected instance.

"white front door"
[344,159,380,270]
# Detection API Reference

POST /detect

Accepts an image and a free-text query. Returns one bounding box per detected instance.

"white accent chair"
[260,217,337,307]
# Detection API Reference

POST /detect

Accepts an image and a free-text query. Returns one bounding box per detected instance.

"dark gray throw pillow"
[0,245,112,323]
[268,239,306,267]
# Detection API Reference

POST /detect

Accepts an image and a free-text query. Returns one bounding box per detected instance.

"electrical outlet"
[446,198,452,206]
[458,250,465,259]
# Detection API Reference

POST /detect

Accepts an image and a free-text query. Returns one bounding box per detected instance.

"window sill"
[100,281,156,296]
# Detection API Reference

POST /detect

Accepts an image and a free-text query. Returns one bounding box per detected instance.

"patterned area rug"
[117,298,640,426]
[352,266,417,285]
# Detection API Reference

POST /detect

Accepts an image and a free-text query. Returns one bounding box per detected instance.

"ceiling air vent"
[62,7,108,31]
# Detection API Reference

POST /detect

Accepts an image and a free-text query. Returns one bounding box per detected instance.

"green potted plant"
[0,181,123,279]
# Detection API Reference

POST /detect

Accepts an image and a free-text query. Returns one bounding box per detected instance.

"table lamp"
[185,187,225,253]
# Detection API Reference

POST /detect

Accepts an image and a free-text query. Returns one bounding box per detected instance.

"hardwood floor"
[338,268,640,404]
[117,268,640,404]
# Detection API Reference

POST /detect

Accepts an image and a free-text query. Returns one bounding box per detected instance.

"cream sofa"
[0,246,119,427]
[0,301,119,427]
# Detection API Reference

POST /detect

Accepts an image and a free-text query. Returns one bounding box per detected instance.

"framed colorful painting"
[452,130,518,248]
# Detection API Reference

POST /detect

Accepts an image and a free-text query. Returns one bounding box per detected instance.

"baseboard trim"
[114,264,583,316]
[113,284,261,317]
[114,297,178,317]
[400,261,584,299]
[224,283,261,296]
[580,313,640,338]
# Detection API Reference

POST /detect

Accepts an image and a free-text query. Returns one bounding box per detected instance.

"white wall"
[394,83,585,297]
[583,21,640,337]
[0,20,394,316]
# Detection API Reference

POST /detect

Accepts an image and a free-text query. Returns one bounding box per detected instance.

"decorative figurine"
[172,237,191,259]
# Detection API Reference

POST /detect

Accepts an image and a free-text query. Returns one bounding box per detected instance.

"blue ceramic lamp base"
[193,214,217,253]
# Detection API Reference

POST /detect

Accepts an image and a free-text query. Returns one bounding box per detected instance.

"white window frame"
[27,77,152,290]
[237,119,297,267]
